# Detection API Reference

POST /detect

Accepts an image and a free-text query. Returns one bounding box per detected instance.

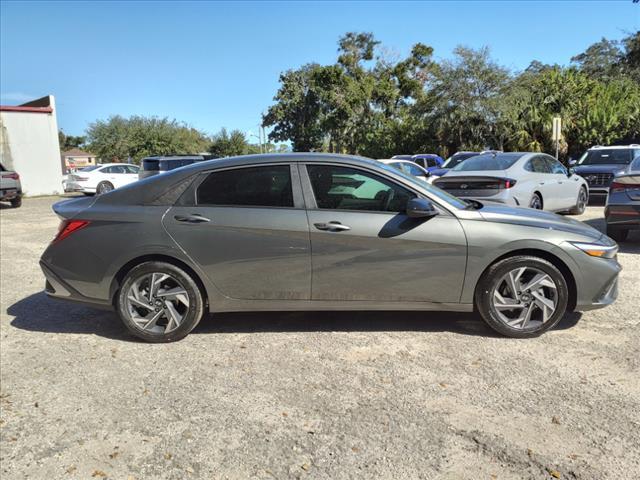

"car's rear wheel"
[10,196,21,208]
[606,225,628,242]
[116,262,205,343]
[475,255,569,338]
[569,187,588,215]
[96,181,114,195]
[529,193,542,210]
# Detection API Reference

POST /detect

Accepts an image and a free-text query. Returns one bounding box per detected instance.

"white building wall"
[0,96,63,196]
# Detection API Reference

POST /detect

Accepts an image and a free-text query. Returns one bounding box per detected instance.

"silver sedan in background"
[434,152,589,214]
[40,153,620,343]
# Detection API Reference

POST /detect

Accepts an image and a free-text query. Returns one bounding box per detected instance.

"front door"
[302,164,467,303]
[163,164,311,300]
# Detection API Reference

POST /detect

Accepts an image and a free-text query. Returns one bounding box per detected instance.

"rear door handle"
[314,221,350,232]
[174,214,211,224]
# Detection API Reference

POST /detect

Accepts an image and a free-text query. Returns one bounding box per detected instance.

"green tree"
[86,116,209,164]
[58,130,86,151]
[571,37,622,80]
[209,128,251,157]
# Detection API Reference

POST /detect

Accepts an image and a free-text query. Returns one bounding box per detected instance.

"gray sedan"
[605,156,640,242]
[40,153,621,342]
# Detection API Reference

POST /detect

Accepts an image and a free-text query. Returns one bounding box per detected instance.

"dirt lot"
[1,196,639,480]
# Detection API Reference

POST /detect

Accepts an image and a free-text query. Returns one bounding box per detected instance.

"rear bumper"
[0,188,21,200]
[64,182,95,193]
[605,204,640,228]
[40,261,112,309]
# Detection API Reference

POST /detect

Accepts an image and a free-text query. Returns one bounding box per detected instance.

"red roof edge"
[0,105,53,114]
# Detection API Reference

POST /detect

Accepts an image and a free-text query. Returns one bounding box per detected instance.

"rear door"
[302,163,467,303]
[163,163,311,300]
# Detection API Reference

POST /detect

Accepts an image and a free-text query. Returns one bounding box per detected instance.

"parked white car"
[378,159,430,182]
[65,163,140,195]
[433,152,589,214]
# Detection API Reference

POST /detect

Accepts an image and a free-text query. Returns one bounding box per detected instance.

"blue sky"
[1,1,638,138]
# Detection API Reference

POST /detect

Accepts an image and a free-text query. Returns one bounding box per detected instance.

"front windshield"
[451,153,523,171]
[578,149,634,165]
[442,152,479,169]
[377,162,469,210]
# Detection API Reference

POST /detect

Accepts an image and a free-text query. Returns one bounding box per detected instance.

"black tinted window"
[142,159,160,171]
[307,165,415,213]
[546,158,567,175]
[579,149,633,165]
[197,165,293,207]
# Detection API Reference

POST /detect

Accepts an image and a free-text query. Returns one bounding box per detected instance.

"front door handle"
[314,221,350,232]
[174,214,211,224]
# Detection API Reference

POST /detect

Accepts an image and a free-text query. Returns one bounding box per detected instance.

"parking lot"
[1,196,639,479]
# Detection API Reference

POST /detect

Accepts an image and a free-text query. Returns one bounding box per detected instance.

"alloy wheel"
[577,189,587,212]
[529,194,542,210]
[98,182,114,194]
[491,266,558,329]
[125,272,190,334]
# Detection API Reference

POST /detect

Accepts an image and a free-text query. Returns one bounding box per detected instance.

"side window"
[306,165,415,213]
[100,166,112,174]
[529,157,550,173]
[124,165,139,174]
[414,159,426,169]
[111,166,126,174]
[547,158,567,175]
[197,165,293,207]
[426,158,437,168]
[408,164,426,177]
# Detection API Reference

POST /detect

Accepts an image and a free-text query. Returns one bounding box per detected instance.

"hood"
[478,204,604,241]
[573,164,628,175]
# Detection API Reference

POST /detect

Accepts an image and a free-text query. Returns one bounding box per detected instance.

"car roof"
[589,145,640,150]
[142,155,204,160]
[97,163,137,167]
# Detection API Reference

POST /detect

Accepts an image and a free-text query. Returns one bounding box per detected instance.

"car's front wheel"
[475,255,569,338]
[116,261,205,342]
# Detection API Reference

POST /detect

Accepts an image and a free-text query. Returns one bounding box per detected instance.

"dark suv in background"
[572,145,640,198]
[139,155,217,180]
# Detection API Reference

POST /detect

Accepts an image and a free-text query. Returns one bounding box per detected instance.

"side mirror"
[568,167,575,176]
[406,197,439,218]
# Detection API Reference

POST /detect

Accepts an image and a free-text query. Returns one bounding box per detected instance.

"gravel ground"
[1,196,639,480]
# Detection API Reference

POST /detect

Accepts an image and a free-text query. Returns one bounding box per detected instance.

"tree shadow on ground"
[9,291,582,342]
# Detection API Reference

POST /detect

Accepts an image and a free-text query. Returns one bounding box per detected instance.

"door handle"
[174,214,211,223]
[314,221,350,232]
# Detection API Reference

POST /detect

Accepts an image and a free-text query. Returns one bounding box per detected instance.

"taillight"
[1,172,19,180]
[611,178,640,192]
[53,220,90,243]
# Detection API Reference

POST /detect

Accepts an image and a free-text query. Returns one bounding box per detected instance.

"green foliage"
[263,31,640,162]
[209,128,251,157]
[58,130,86,151]
[86,116,209,164]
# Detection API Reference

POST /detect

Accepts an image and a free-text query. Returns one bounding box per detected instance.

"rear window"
[79,165,100,172]
[451,153,523,171]
[142,159,160,171]
[578,149,634,165]
[197,165,293,207]
[442,152,479,169]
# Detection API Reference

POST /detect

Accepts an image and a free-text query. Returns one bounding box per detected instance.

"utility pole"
[552,117,562,160]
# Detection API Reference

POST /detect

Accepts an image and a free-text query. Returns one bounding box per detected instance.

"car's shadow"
[8,292,582,342]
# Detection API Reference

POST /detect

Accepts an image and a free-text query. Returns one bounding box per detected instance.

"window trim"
[179,163,305,209]
[299,162,450,216]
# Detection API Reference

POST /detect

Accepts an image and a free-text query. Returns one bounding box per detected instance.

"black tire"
[529,192,543,210]
[116,261,205,343]
[606,226,628,242]
[568,187,588,215]
[96,181,114,195]
[475,255,569,338]
[10,196,22,208]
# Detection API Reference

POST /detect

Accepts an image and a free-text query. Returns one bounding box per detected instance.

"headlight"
[570,242,618,259]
